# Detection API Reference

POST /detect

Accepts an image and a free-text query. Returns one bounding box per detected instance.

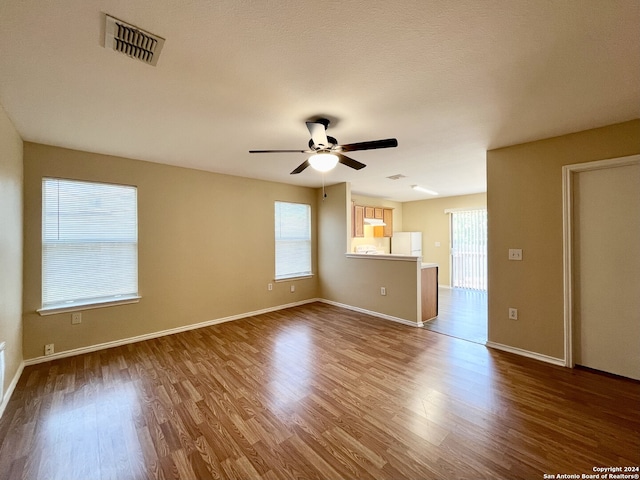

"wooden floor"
[1,302,638,480]
[424,287,488,344]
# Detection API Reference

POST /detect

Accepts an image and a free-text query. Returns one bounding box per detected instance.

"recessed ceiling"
[1,0,638,202]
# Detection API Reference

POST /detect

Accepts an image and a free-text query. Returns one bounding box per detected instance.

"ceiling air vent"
[104,14,165,66]
[386,174,406,180]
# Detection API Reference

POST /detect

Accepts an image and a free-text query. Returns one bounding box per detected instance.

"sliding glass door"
[451,209,487,291]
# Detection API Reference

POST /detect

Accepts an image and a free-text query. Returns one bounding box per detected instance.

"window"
[274,201,311,280]
[40,178,139,314]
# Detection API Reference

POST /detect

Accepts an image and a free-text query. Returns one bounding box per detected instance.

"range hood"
[364,218,386,226]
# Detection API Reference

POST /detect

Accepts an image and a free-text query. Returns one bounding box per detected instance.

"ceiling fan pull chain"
[322,173,327,199]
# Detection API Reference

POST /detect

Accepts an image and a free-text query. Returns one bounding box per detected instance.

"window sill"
[274,274,314,282]
[37,296,141,316]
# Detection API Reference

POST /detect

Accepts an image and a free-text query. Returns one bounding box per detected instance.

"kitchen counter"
[346,253,439,324]
[345,253,420,261]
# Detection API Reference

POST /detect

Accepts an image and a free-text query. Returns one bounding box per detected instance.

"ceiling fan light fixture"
[412,185,439,195]
[309,153,339,172]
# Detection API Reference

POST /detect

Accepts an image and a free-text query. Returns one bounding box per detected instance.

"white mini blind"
[275,201,311,280]
[41,178,138,310]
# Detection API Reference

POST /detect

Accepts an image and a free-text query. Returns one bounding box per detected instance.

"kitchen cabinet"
[352,204,393,238]
[353,205,364,237]
[383,208,393,237]
[364,206,375,219]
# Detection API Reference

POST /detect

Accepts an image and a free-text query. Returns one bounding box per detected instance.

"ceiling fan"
[249,118,398,174]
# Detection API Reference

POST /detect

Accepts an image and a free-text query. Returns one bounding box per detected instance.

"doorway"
[451,209,487,291]
[423,208,488,344]
[563,155,640,380]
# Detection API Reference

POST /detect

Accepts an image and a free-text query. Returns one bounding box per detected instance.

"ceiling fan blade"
[337,153,366,170]
[290,160,310,174]
[340,138,398,152]
[249,149,309,153]
[306,121,329,149]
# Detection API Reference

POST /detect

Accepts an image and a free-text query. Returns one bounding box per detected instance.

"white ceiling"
[1,1,638,202]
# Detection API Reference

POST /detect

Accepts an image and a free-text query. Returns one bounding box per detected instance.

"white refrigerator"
[391,232,422,256]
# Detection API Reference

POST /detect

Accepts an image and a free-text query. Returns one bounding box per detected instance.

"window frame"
[38,177,141,316]
[274,201,313,281]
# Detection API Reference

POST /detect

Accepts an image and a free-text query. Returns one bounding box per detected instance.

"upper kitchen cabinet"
[353,204,364,237]
[352,204,393,237]
[382,208,393,237]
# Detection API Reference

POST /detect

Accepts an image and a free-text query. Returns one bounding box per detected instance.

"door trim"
[562,154,640,368]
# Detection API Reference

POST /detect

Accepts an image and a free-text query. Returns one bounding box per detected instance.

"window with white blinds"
[274,201,312,280]
[40,178,139,313]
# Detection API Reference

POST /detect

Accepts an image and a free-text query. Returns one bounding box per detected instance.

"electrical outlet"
[508,249,523,261]
[380,286,387,296]
[44,344,54,355]
[509,308,518,320]
[268,283,273,291]
[71,312,82,324]
[290,285,295,293]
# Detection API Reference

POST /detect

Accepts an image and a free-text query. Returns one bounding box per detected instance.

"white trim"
[486,341,565,367]
[0,361,25,420]
[416,260,422,325]
[24,299,318,366]
[274,275,314,283]
[23,298,424,367]
[444,206,486,214]
[319,299,424,328]
[562,163,573,367]
[38,296,141,316]
[562,154,640,369]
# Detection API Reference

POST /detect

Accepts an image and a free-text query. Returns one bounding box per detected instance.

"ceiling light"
[309,153,339,172]
[412,185,438,195]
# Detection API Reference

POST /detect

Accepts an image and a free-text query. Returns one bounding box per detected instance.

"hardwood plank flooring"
[1,302,638,479]
[424,287,488,344]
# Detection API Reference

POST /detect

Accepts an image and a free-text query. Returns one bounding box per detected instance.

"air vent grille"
[386,174,406,180]
[104,15,165,66]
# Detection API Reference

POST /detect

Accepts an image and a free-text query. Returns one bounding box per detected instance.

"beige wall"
[487,119,640,360]
[0,103,23,404]
[22,143,319,359]
[350,194,403,254]
[318,183,420,323]
[402,193,487,286]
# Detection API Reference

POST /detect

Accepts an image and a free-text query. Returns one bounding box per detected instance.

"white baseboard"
[0,360,24,419]
[22,297,423,367]
[319,299,423,328]
[486,341,566,367]
[24,299,319,366]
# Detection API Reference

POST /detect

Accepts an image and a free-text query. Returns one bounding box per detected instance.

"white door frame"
[562,154,640,367]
